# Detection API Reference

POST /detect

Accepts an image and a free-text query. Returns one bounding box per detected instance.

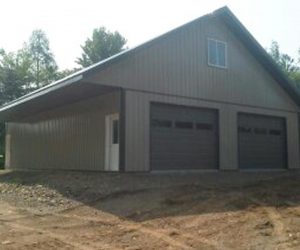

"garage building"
[0,7,299,172]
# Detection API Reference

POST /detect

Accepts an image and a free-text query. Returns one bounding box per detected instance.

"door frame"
[105,113,120,171]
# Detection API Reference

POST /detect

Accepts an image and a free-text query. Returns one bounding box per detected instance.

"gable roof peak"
[0,6,299,118]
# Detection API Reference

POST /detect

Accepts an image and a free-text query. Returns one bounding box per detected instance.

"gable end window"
[208,38,227,68]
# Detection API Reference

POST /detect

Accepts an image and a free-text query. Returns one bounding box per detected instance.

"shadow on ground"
[0,170,300,222]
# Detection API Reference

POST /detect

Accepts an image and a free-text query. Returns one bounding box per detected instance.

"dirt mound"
[0,170,300,249]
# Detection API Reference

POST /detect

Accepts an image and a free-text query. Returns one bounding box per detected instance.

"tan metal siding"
[87,16,298,112]
[6,92,120,170]
[125,90,300,172]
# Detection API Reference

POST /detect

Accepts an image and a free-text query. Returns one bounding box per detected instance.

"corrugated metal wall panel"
[125,90,300,172]
[6,91,120,170]
[87,16,298,112]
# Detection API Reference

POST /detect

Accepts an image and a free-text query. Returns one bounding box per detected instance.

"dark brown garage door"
[238,113,287,169]
[150,103,218,170]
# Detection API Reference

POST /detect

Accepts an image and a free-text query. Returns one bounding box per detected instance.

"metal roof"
[0,6,299,119]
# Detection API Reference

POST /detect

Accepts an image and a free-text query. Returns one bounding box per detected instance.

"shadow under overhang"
[0,81,120,122]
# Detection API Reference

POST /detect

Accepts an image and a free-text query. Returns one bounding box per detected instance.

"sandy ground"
[0,170,300,250]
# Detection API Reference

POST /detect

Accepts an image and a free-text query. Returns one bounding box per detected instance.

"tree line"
[0,27,127,105]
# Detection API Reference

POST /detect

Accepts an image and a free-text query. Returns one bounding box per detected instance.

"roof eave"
[0,74,83,113]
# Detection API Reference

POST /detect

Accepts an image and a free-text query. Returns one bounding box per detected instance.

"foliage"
[0,49,31,104]
[293,48,300,85]
[0,29,58,103]
[26,30,58,88]
[76,27,127,67]
[268,41,300,92]
[56,68,81,80]
[268,41,299,76]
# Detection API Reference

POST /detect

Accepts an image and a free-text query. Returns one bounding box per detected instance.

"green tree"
[269,41,281,64]
[268,41,299,77]
[56,67,80,80]
[291,71,300,85]
[297,49,300,79]
[0,49,32,104]
[268,41,300,94]
[0,48,34,168]
[26,29,58,88]
[290,49,300,87]
[76,27,127,67]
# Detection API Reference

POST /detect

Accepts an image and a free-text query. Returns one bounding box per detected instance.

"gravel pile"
[0,182,75,213]
[0,170,297,214]
[0,171,129,213]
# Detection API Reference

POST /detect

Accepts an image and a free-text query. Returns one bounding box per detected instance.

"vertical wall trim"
[104,114,110,171]
[4,123,10,169]
[298,113,300,168]
[286,114,300,169]
[119,89,126,172]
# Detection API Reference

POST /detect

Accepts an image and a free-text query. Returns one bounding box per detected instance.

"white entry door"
[105,113,120,171]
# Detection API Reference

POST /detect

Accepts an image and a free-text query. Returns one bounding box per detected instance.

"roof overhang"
[0,79,119,121]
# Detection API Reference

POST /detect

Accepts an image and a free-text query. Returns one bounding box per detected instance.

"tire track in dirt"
[2,220,122,250]
[3,206,190,250]
[249,197,288,243]
[57,211,224,250]
[121,222,194,250]
[4,210,197,250]
[165,193,239,250]
[57,212,194,250]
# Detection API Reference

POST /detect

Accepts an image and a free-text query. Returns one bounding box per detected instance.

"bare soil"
[0,170,300,250]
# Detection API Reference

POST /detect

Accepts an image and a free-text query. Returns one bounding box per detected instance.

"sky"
[0,0,299,70]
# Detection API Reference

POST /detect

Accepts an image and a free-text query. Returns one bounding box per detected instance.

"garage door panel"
[151,157,216,169]
[152,137,216,146]
[151,103,218,170]
[238,113,287,169]
[152,141,217,150]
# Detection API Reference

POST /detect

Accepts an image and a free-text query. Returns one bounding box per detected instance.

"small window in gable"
[208,38,227,68]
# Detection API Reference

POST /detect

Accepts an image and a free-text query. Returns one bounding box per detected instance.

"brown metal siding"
[87,16,298,112]
[125,90,300,172]
[6,92,120,170]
